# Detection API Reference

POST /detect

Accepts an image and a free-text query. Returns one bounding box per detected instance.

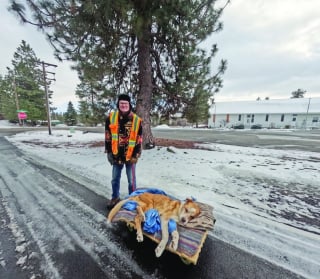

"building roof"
[209,97,320,114]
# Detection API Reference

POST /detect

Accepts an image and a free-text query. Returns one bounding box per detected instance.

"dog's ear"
[185,197,195,202]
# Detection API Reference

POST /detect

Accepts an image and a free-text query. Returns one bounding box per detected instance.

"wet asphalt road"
[0,129,309,278]
[152,128,320,153]
[2,126,320,152]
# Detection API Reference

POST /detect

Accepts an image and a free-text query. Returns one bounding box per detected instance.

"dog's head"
[179,198,201,225]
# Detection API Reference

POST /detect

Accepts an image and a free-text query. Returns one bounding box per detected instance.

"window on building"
[251,114,255,123]
[238,115,241,121]
[246,114,251,123]
[292,114,297,122]
[281,114,285,122]
[312,117,319,123]
[265,114,269,121]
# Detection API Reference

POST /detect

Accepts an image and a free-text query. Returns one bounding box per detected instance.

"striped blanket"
[111,201,215,265]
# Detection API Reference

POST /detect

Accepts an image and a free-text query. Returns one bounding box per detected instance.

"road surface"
[0,131,305,279]
[152,128,320,152]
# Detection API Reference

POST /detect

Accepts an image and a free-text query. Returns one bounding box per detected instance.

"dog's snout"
[181,217,186,223]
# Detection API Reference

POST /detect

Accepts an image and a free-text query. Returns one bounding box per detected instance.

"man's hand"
[107,153,114,165]
[130,157,138,164]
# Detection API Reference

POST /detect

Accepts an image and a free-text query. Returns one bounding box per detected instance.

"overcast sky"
[1,0,320,112]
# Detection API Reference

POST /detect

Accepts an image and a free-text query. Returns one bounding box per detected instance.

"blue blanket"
[122,188,177,234]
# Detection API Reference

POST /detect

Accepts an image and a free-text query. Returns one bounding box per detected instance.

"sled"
[109,192,215,265]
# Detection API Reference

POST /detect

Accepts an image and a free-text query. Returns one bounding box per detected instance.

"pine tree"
[75,79,111,126]
[0,74,17,120]
[184,87,210,127]
[7,40,47,122]
[64,101,78,126]
[291,89,306,99]
[10,1,228,146]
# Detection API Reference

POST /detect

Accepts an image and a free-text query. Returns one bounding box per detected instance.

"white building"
[208,97,320,129]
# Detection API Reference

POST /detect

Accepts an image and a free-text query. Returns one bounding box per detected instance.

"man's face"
[119,100,130,113]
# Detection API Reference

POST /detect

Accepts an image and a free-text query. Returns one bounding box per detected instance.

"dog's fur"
[107,192,201,257]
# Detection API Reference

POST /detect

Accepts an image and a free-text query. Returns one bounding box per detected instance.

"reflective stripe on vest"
[109,111,141,161]
[109,111,119,155]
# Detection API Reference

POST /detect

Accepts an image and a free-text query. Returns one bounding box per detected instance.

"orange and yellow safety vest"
[109,111,142,161]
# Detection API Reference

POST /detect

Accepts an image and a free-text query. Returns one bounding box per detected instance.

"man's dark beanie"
[117,94,132,110]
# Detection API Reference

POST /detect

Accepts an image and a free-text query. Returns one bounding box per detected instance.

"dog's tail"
[107,199,129,224]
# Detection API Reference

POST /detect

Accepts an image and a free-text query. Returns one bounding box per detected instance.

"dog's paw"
[136,232,144,242]
[170,231,179,250]
[155,244,165,257]
[169,239,178,251]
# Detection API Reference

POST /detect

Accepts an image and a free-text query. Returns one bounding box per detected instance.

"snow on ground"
[1,121,320,278]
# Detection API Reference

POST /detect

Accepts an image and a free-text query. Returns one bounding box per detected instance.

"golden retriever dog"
[107,192,201,257]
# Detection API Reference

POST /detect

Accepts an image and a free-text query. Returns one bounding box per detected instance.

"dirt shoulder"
[90,138,205,150]
[154,138,202,149]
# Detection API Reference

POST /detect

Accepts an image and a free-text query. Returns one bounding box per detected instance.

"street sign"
[18,112,27,120]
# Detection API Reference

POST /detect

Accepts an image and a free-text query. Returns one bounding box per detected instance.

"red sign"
[18,112,27,120]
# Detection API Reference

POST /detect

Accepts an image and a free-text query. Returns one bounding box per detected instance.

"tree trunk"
[136,23,154,149]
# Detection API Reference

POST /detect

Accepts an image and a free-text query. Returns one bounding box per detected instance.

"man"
[105,94,143,209]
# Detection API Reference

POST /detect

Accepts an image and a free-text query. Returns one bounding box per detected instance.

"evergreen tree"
[51,110,64,123]
[0,74,17,119]
[77,100,91,126]
[75,80,111,126]
[184,87,210,126]
[64,101,77,126]
[291,89,306,99]
[7,40,46,122]
[10,1,228,146]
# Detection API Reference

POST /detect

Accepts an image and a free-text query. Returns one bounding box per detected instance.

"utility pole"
[40,61,57,135]
[305,97,311,130]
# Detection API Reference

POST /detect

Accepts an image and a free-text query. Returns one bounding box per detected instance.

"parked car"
[233,124,244,129]
[251,124,262,129]
[193,124,208,128]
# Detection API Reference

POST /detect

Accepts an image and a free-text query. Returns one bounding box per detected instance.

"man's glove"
[130,157,138,164]
[107,153,114,165]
